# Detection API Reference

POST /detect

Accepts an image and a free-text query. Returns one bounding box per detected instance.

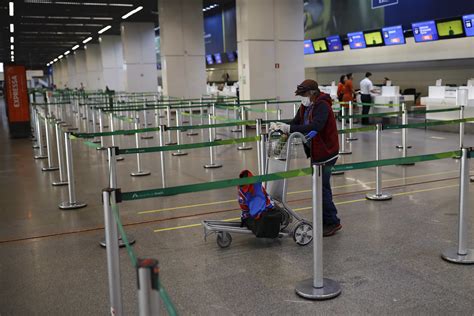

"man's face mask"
[301,96,311,107]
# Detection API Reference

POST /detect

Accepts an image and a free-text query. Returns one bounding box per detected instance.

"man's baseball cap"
[295,79,318,96]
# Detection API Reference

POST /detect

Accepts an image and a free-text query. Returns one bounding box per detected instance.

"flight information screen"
[304,40,315,55]
[348,32,366,49]
[326,35,344,51]
[382,25,405,45]
[463,14,474,37]
[312,39,328,53]
[436,18,465,39]
[364,30,384,47]
[412,20,439,42]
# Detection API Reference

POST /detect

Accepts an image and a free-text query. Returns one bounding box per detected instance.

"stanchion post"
[52,120,68,186]
[204,113,223,169]
[256,119,262,175]
[137,258,160,316]
[172,109,188,156]
[238,107,252,151]
[366,124,392,201]
[442,148,474,263]
[295,163,341,300]
[293,103,297,117]
[338,106,351,155]
[141,102,153,139]
[97,108,106,150]
[459,106,465,149]
[231,99,242,132]
[396,102,411,150]
[42,117,59,171]
[34,113,48,159]
[187,101,198,136]
[102,188,124,316]
[109,113,124,161]
[159,126,167,188]
[91,106,100,143]
[131,116,151,177]
[264,101,269,129]
[58,132,87,209]
[347,101,357,141]
[165,105,176,145]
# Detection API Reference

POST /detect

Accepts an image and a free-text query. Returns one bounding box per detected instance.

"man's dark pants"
[320,158,340,226]
[361,94,372,125]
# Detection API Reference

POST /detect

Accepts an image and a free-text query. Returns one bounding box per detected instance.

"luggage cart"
[202,131,316,248]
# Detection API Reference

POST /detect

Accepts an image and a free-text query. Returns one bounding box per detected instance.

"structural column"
[66,55,77,89]
[74,50,88,89]
[159,0,206,99]
[121,22,158,93]
[236,0,304,118]
[99,35,125,92]
[85,44,104,91]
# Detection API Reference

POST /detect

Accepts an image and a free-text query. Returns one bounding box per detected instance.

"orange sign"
[5,65,30,123]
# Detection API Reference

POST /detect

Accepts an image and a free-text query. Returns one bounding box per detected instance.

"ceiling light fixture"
[72,45,80,50]
[10,24,14,33]
[54,58,58,62]
[9,2,14,16]
[82,37,93,44]
[10,36,14,43]
[121,6,143,19]
[98,25,112,34]
[64,50,71,55]
[58,55,64,59]
[10,44,14,50]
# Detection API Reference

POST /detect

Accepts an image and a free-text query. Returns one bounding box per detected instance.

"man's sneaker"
[323,223,342,237]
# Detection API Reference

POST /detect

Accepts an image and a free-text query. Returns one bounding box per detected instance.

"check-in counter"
[356,86,402,114]
[420,86,474,122]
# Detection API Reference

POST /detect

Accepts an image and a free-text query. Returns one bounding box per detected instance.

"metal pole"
[256,119,262,175]
[34,114,48,159]
[102,189,124,316]
[295,164,341,300]
[200,97,204,125]
[347,101,357,141]
[137,258,160,316]
[238,106,252,151]
[277,109,282,121]
[109,113,124,161]
[231,99,241,132]
[165,105,176,145]
[212,103,221,141]
[97,109,106,150]
[91,106,100,143]
[131,117,151,177]
[187,101,198,136]
[141,102,153,139]
[42,117,59,171]
[293,103,297,117]
[52,120,68,186]
[59,132,87,209]
[264,101,269,131]
[159,126,167,188]
[32,108,40,148]
[204,113,222,169]
[366,124,392,201]
[459,106,465,149]
[339,106,351,155]
[172,109,188,156]
[396,103,411,149]
[442,148,474,263]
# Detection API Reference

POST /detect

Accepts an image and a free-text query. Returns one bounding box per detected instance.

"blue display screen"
[382,25,405,45]
[463,14,474,37]
[213,53,222,64]
[226,51,236,62]
[347,32,366,49]
[326,35,343,51]
[412,20,439,42]
[206,54,214,65]
[304,40,315,55]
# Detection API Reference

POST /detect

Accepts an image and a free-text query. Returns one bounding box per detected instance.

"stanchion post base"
[231,128,242,133]
[470,176,474,182]
[52,180,68,186]
[338,151,352,155]
[99,235,136,248]
[165,142,177,145]
[452,156,461,160]
[91,139,101,144]
[96,147,107,151]
[441,248,474,264]
[172,151,188,156]
[33,144,40,149]
[366,193,393,201]
[396,145,412,149]
[204,163,223,169]
[397,162,415,166]
[130,170,151,177]
[238,145,253,151]
[140,135,154,139]
[347,137,358,141]
[42,166,59,172]
[34,155,48,160]
[116,156,125,161]
[331,171,344,175]
[186,132,199,136]
[295,278,341,300]
[58,201,87,210]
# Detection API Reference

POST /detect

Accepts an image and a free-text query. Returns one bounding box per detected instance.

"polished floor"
[1,99,474,315]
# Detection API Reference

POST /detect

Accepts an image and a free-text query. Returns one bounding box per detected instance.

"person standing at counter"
[360,72,378,125]
[342,73,354,105]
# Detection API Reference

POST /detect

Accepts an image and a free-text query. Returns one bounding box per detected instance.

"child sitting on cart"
[238,170,283,238]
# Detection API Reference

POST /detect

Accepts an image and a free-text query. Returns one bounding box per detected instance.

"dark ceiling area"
[0,0,157,69]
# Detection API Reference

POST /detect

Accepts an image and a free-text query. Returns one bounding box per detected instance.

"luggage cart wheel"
[293,222,313,246]
[216,232,232,248]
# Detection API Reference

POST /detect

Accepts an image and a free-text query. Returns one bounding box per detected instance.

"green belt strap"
[111,202,137,266]
[338,125,377,134]
[166,120,253,131]
[72,126,160,138]
[267,100,300,105]
[409,107,460,115]
[340,111,400,119]
[120,167,312,200]
[354,102,400,107]
[118,135,260,155]
[384,117,474,130]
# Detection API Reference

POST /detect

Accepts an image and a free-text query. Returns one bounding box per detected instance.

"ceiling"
[0,0,158,69]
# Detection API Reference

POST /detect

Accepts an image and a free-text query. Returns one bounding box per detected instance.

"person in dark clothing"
[270,79,342,236]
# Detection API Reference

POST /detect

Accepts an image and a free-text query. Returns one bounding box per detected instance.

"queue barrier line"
[118,149,464,201]
[215,103,279,114]
[408,106,461,115]
[354,102,400,107]
[340,111,401,120]
[71,126,161,138]
[384,117,474,130]
[167,119,254,131]
[118,135,261,155]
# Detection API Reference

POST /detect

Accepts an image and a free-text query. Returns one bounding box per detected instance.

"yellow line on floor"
[139,169,458,215]
[152,184,458,233]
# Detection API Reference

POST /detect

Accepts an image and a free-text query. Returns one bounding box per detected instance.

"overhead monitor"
[304,39,315,55]
[463,14,474,37]
[226,51,236,62]
[347,31,366,49]
[412,20,439,42]
[436,17,465,39]
[312,38,328,53]
[382,25,405,45]
[364,30,384,47]
[206,54,214,65]
[213,53,222,64]
[326,35,344,51]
